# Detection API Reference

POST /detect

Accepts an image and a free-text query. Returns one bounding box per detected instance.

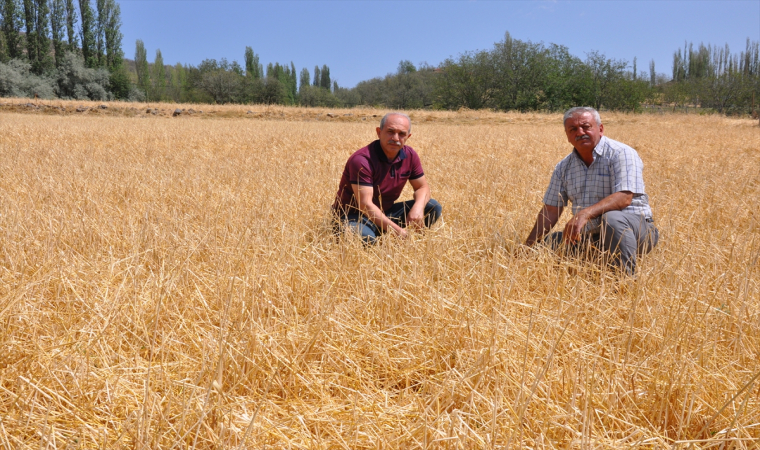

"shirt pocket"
[569,177,585,202]
[596,165,612,193]
[399,170,411,179]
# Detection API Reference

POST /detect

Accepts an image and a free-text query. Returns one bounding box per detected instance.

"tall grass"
[0,102,758,448]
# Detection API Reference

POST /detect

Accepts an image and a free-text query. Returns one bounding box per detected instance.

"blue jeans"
[545,211,659,276]
[337,199,442,245]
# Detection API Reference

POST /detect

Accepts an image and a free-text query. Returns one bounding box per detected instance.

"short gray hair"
[379,112,412,133]
[563,107,601,126]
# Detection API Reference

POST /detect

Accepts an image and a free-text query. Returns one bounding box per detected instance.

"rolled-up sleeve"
[542,163,568,207]
[611,145,646,195]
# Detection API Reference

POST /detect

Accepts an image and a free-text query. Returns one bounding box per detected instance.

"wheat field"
[0,100,758,449]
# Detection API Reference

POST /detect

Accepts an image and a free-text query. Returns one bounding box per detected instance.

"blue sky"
[119,0,760,88]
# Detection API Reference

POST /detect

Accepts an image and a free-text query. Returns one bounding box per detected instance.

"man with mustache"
[524,106,658,275]
[333,112,441,244]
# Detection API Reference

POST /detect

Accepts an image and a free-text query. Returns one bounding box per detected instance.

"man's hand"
[406,204,426,229]
[562,191,633,243]
[563,212,589,243]
[393,226,409,239]
[408,176,431,230]
[525,205,562,247]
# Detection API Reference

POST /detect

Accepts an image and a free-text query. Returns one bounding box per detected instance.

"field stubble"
[0,103,759,449]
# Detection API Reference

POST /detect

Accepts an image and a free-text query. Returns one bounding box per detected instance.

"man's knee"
[600,211,627,232]
[424,199,442,226]
[345,219,378,245]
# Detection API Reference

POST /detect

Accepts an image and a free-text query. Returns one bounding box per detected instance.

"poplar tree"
[244,46,261,78]
[1,0,24,60]
[50,0,65,66]
[289,61,297,99]
[153,49,166,100]
[299,67,309,90]
[23,0,53,74]
[23,0,36,59]
[649,60,655,86]
[312,65,320,87]
[95,0,104,65]
[320,64,330,89]
[102,0,125,98]
[134,39,150,99]
[632,56,637,80]
[103,0,122,69]
[64,0,76,50]
[78,0,96,68]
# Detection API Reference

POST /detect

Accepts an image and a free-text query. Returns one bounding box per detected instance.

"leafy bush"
[55,52,113,101]
[0,60,56,99]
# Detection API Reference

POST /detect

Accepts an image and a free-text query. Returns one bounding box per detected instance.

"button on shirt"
[543,136,652,233]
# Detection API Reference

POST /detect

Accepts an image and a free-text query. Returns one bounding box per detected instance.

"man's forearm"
[412,184,430,208]
[576,191,633,221]
[525,205,561,246]
[361,203,402,233]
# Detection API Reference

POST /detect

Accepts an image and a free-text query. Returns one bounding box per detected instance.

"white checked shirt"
[543,136,653,233]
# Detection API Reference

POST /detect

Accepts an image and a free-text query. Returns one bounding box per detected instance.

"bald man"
[332,112,442,244]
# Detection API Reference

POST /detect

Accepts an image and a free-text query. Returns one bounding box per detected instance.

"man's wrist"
[576,208,594,221]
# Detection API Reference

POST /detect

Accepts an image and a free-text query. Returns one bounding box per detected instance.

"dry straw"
[0,99,758,448]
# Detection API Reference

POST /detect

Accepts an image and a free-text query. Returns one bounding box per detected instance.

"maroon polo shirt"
[333,140,425,213]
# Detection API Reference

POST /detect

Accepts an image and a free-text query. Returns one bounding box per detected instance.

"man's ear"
[376,127,382,138]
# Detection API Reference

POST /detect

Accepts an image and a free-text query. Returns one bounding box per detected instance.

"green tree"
[260,77,287,104]
[434,50,496,110]
[319,64,330,89]
[78,0,96,68]
[288,61,297,100]
[491,32,550,111]
[584,51,628,110]
[298,84,340,107]
[64,0,76,50]
[632,56,637,81]
[312,65,319,87]
[152,48,165,100]
[167,62,189,102]
[108,62,130,99]
[23,0,53,74]
[134,39,150,99]
[50,0,65,66]
[299,67,309,91]
[102,0,121,70]
[1,0,24,60]
[55,50,111,99]
[397,60,416,74]
[95,0,104,65]
[244,46,262,79]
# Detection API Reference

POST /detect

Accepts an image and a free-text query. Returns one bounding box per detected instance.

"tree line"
[664,40,759,114]
[131,42,340,106]
[352,32,759,116]
[117,31,760,116]
[0,5,757,118]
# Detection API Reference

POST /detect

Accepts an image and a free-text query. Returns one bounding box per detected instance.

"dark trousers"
[336,199,442,245]
[545,211,659,275]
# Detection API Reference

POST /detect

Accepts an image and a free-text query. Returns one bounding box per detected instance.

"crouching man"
[333,112,441,244]
[525,107,659,275]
